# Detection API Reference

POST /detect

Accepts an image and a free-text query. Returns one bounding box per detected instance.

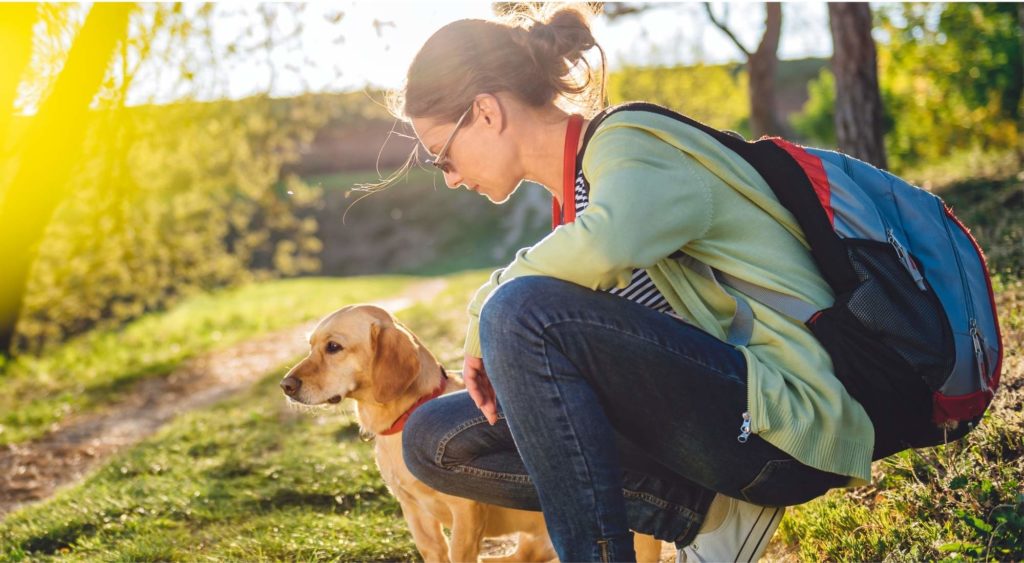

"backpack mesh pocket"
[808,240,956,457]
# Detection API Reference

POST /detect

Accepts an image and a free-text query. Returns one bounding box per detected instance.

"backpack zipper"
[937,199,989,390]
[970,319,990,392]
[886,228,927,291]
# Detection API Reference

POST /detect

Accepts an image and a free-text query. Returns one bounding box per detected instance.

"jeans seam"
[622,488,703,523]
[540,338,612,538]
[434,413,507,467]
[452,465,534,484]
[540,318,734,379]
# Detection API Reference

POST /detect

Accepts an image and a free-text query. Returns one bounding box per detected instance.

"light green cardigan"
[463,111,874,485]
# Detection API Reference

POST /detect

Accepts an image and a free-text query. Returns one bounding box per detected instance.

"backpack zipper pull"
[887,229,927,291]
[737,411,752,443]
[970,319,990,392]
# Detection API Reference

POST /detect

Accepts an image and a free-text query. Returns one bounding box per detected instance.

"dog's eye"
[326,341,343,354]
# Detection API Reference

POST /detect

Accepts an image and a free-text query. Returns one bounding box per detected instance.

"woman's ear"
[473,93,505,132]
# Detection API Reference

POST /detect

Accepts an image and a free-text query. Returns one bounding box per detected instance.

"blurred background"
[1,2,1020,356]
[0,3,1021,561]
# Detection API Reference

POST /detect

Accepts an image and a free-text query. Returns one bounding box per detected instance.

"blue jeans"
[403,277,848,562]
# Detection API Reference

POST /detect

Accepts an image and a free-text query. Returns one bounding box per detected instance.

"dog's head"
[280,304,421,406]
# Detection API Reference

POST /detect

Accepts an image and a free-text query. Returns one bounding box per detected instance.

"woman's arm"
[463,124,716,357]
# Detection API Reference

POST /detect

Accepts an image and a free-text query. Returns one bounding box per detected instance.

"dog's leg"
[484,531,662,562]
[448,501,487,563]
[633,532,665,562]
[482,532,557,562]
[397,495,451,563]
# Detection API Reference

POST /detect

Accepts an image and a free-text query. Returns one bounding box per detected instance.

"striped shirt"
[573,169,677,315]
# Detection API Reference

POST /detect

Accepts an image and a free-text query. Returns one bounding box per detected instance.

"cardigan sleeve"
[463,123,714,357]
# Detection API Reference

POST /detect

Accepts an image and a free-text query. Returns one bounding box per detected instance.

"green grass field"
[0,271,490,561]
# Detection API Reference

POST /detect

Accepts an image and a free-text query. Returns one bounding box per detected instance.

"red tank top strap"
[552,114,584,229]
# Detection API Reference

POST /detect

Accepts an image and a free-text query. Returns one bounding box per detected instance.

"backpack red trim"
[770,139,835,227]
[932,388,992,424]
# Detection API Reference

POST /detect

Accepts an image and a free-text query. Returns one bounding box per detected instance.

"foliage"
[10,96,327,353]
[791,3,1022,172]
[0,275,412,446]
[790,67,836,146]
[3,5,334,354]
[878,3,1021,170]
[607,63,750,134]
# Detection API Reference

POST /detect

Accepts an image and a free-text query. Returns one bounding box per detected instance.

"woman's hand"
[463,355,499,425]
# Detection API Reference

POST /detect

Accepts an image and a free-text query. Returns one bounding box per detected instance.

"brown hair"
[358,4,605,193]
[396,4,605,121]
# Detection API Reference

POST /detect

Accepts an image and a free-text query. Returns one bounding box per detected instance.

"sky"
[130,2,834,105]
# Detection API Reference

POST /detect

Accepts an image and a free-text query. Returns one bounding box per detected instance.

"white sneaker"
[675,496,785,563]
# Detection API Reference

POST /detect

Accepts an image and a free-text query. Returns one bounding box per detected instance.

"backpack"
[582,102,1003,459]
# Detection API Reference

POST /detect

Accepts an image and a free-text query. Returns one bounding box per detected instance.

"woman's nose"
[443,170,463,190]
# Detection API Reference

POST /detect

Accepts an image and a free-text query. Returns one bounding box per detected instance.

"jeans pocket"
[739,459,846,507]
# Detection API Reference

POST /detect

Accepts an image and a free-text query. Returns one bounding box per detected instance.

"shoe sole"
[735,505,784,562]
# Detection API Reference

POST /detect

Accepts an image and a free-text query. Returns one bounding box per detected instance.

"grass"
[0,372,416,562]
[0,270,490,562]
[0,276,414,446]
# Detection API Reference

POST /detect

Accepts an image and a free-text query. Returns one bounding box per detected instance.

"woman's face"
[411,95,523,204]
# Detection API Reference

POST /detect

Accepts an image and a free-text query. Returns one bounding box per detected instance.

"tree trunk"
[828,3,888,169]
[705,2,786,138]
[748,3,785,138]
[0,4,134,355]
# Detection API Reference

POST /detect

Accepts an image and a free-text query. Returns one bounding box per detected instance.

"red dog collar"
[377,367,448,436]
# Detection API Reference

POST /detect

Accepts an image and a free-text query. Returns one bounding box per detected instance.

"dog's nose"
[280,376,302,397]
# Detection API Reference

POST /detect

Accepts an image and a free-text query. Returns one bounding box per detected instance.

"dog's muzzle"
[280,376,302,397]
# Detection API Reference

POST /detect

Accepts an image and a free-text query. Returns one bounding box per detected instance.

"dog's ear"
[370,322,421,404]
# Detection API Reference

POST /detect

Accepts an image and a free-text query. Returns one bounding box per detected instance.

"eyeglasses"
[425,103,473,174]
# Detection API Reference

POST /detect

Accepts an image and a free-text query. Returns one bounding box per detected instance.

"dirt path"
[0,279,447,518]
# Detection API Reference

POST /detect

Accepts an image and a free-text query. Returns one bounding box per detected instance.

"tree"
[704,2,786,138]
[828,3,887,169]
[2,5,331,355]
[0,4,134,355]
[0,4,37,152]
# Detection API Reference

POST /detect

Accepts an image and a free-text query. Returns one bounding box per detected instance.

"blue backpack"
[586,103,1004,459]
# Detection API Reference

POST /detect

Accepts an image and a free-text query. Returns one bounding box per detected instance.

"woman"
[391,6,874,562]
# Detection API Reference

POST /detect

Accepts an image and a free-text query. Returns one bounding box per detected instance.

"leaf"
[961,512,994,534]
[938,541,984,555]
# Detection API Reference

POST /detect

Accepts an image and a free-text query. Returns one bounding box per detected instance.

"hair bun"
[527,9,595,64]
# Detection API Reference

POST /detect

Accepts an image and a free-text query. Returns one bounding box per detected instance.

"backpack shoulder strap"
[674,253,819,345]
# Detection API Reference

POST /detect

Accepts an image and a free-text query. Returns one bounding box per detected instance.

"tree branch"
[704,2,751,59]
